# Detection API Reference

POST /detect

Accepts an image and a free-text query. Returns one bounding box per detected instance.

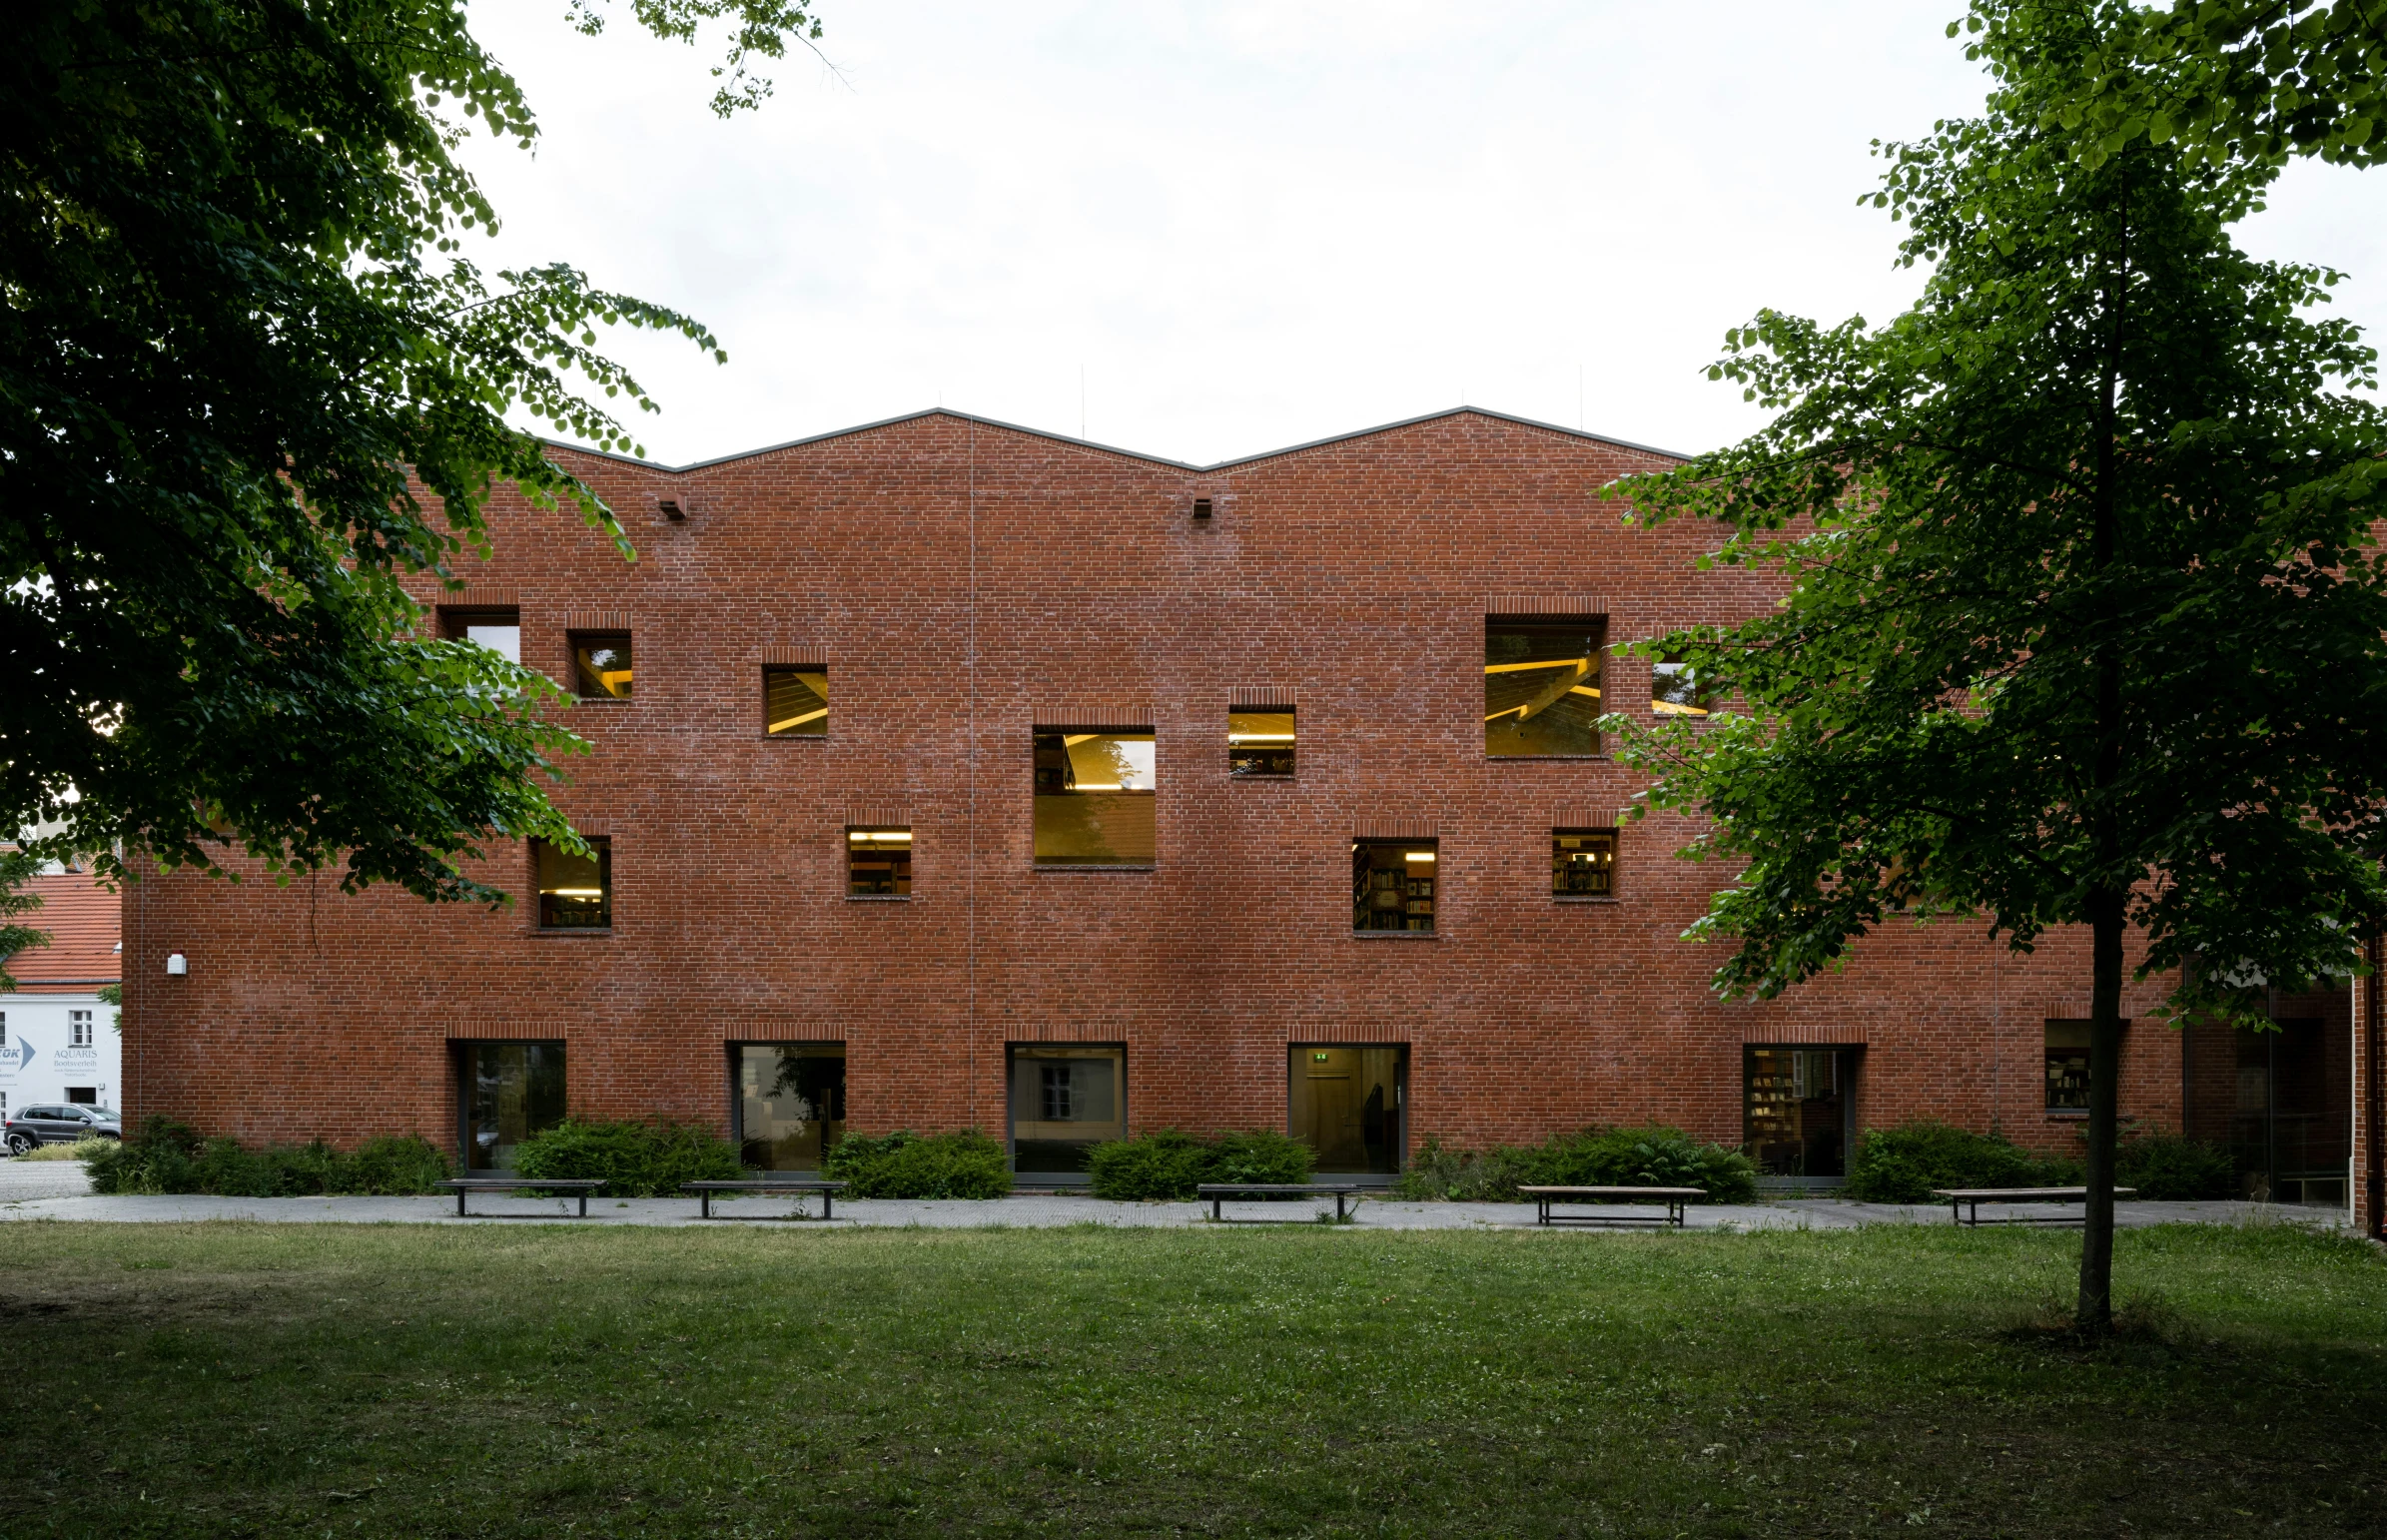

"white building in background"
[1,863,122,1119]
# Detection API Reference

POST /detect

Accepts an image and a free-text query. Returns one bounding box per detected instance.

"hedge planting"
[511,1119,742,1196]
[1397,1125,1759,1203]
[1844,1119,2235,1202]
[1085,1129,1314,1199]
[821,1130,1012,1198]
[85,1118,451,1195]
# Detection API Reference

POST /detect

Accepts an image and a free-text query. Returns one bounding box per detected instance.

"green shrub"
[83,1118,450,1195]
[20,1136,112,1162]
[2109,1127,2235,1200]
[1086,1129,1315,1199]
[512,1119,741,1196]
[822,1130,1012,1198]
[1397,1125,1758,1203]
[1845,1120,2059,1203]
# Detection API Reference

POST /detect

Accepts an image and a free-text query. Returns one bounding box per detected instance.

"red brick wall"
[118,409,2189,1160]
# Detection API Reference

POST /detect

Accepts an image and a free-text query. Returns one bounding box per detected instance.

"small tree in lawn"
[1604,0,2387,1331]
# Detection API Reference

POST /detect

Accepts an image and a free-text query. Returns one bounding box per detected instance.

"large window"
[440,606,521,663]
[1228,708,1295,777]
[534,837,611,930]
[847,827,912,896]
[1551,830,1616,897]
[1033,729,1156,867]
[1743,1047,1854,1178]
[1485,617,1605,756]
[2044,1021,2092,1113]
[1009,1046,1125,1173]
[765,666,828,736]
[1352,839,1435,932]
[569,631,633,699]
[733,1044,845,1170]
[1290,1046,1404,1174]
[459,1042,565,1170]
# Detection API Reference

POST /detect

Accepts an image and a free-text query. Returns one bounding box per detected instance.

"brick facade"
[122,407,2209,1168]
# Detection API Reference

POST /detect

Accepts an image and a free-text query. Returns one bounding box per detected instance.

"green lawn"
[2,1221,2380,1538]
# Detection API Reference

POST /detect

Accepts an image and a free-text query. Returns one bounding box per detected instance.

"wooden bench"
[1195,1183,1360,1222]
[1932,1186,2136,1226]
[1517,1185,1706,1227]
[682,1177,848,1219]
[433,1177,607,1218]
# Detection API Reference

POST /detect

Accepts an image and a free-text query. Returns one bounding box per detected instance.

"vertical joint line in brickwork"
[967,418,978,1112]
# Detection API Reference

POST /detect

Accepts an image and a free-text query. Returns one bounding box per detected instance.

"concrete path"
[0,1158,2339,1230]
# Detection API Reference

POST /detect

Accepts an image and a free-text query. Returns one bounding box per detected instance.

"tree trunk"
[2076,887,2126,1333]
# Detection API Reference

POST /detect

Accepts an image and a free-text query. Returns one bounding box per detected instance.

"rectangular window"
[1351,839,1435,932]
[1033,729,1156,867]
[1651,655,1709,717]
[2045,1021,2092,1113]
[534,837,611,930]
[66,1087,97,1105]
[733,1044,845,1170]
[765,666,828,736]
[1485,617,1605,756]
[1744,1047,1852,1178]
[1228,708,1295,776]
[1552,830,1617,897]
[847,827,912,896]
[569,631,633,699]
[459,1041,566,1171]
[68,1010,93,1048]
[1290,1045,1405,1173]
[440,606,521,664]
[1009,1045,1125,1173]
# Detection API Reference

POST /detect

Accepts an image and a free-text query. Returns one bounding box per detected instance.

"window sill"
[530,928,614,939]
[1485,754,1612,763]
[570,697,633,705]
[1228,773,1296,781]
[1352,930,1438,939]
[1034,864,1157,873]
[765,733,828,742]
[1553,896,1620,905]
[2044,1111,2088,1121]
[846,894,911,902]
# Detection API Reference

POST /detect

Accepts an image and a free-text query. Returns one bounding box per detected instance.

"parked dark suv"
[3,1105,122,1155]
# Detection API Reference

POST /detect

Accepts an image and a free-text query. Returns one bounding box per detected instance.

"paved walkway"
[0,1159,2339,1230]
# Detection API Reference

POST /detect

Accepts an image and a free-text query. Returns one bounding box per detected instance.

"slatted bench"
[1516,1185,1706,1227]
[1195,1183,1360,1222]
[682,1177,848,1219]
[433,1177,606,1218]
[1932,1186,2136,1226]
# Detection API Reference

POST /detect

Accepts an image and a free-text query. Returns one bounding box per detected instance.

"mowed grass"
[1,1220,2381,1538]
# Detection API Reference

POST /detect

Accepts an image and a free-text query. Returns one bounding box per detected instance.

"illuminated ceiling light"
[545,887,605,897]
[1404,851,1436,862]
[1226,733,1296,742]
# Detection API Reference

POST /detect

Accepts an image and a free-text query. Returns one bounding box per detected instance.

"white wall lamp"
[165,951,188,977]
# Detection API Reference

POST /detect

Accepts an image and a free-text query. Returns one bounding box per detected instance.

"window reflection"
[1651,656,1709,717]
[1228,709,1295,776]
[1289,1046,1404,1173]
[440,607,521,663]
[735,1044,846,1170]
[1033,730,1156,866]
[1485,618,1604,756]
[461,1042,565,1171]
[1009,1046,1124,1172]
[766,667,828,736]
[571,632,633,699]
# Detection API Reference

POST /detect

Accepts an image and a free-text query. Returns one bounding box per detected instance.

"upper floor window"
[847,827,912,896]
[1034,729,1156,867]
[534,837,612,930]
[1352,839,1435,932]
[68,1010,93,1048]
[1228,708,1295,776]
[1652,655,1710,717]
[440,607,520,663]
[570,632,633,700]
[766,667,829,736]
[1485,617,1604,756]
[1552,830,1617,897]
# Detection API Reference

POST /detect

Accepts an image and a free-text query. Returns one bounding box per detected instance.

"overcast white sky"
[460,0,2387,467]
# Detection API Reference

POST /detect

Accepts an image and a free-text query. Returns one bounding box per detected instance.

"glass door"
[1289,1046,1405,1174]
[459,1042,566,1170]
[733,1044,846,1169]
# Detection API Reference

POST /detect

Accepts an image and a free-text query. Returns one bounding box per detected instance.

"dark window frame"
[763,664,829,739]
[1032,725,1159,870]
[1484,614,1609,760]
[1551,828,1620,900]
[1227,706,1297,778]
[846,825,913,899]
[1351,838,1438,935]
[727,1041,847,1171]
[1006,1042,1127,1177]
[531,836,612,933]
[567,630,634,702]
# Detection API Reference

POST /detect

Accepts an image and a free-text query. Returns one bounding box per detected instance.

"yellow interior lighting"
[847,830,913,843]
[544,887,605,897]
[1484,657,1590,675]
[1226,732,1296,742]
[1404,851,1436,862]
[770,706,829,733]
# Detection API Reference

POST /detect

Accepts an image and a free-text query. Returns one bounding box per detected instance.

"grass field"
[1,1220,2379,1538]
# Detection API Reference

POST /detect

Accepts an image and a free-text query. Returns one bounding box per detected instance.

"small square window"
[1552,830,1617,897]
[1228,708,1295,776]
[534,837,611,930]
[1486,618,1605,756]
[766,666,828,736]
[440,607,521,663]
[1352,839,1435,931]
[569,632,633,700]
[2044,1021,2092,1113]
[1652,655,1710,717]
[1034,729,1156,867]
[847,827,912,896]
[68,1009,93,1049]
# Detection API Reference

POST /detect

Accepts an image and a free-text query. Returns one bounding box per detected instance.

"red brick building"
[116,407,2356,1193]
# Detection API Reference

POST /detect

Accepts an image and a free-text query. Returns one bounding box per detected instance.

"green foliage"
[1086,1130,1315,1199]
[512,1119,741,1196]
[0,847,47,991]
[1,0,823,905]
[84,1118,449,1195]
[821,1131,1013,1199]
[2108,1126,2237,1200]
[19,1136,115,1163]
[1846,1122,2064,1203]
[1398,1126,1760,1203]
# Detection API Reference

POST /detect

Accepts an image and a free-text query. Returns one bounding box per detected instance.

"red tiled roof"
[3,868,120,992]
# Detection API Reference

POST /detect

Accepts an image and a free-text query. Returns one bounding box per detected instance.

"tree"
[0,849,49,993]
[2003,0,2387,170]
[1604,0,2387,1330]
[1,0,822,906]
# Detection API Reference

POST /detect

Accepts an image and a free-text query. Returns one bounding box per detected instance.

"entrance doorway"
[1743,1046,1856,1180]
[456,1041,565,1171]
[1289,1045,1405,1175]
